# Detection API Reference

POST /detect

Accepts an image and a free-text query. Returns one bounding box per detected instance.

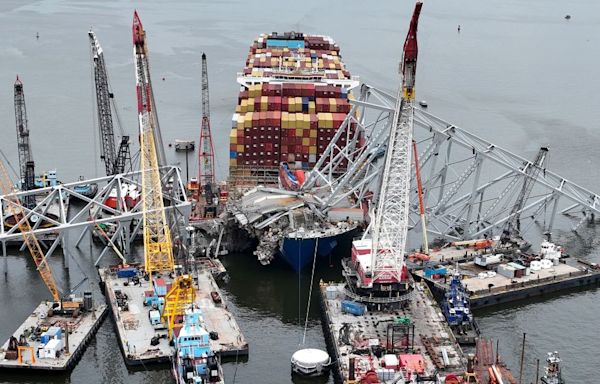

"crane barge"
[319,4,468,383]
[98,12,246,372]
[0,157,106,371]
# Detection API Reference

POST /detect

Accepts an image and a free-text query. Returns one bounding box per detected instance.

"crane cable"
[301,237,319,345]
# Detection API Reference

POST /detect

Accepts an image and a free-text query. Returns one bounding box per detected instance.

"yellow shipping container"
[229,158,237,167]
[247,99,254,112]
[330,98,337,113]
[296,128,303,137]
[237,115,245,130]
[230,130,237,144]
[235,104,242,113]
[282,112,289,129]
[310,129,317,138]
[237,144,244,152]
[289,98,296,113]
[309,101,315,114]
[240,99,248,113]
[309,146,317,155]
[302,138,310,146]
[289,113,296,128]
[245,112,253,128]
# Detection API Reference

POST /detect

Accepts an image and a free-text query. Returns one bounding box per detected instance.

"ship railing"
[342,287,414,304]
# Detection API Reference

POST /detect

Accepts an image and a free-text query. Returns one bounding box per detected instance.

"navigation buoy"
[291,348,331,376]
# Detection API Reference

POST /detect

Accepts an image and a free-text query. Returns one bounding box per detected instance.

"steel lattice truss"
[303,84,600,246]
[0,166,190,265]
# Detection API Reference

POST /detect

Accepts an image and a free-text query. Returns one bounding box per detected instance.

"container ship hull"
[280,225,357,272]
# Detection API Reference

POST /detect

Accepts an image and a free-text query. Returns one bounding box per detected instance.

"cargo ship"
[229,31,359,184]
[228,32,360,271]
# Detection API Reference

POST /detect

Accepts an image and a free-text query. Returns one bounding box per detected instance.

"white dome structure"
[291,348,331,376]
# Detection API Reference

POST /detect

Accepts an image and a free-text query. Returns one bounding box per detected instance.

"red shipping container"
[302,146,309,154]
[266,142,273,151]
[310,138,316,146]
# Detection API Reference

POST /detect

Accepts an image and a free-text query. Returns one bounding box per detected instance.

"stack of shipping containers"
[229,32,358,183]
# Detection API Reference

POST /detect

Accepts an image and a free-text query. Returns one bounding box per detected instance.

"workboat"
[541,351,564,384]
[172,305,224,384]
[441,271,480,344]
[104,183,140,210]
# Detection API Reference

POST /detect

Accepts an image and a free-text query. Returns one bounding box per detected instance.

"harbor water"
[1,0,600,382]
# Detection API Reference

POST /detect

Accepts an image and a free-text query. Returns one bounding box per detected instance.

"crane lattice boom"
[161,275,195,338]
[502,147,549,240]
[133,11,174,275]
[199,53,215,190]
[370,2,422,285]
[89,30,132,176]
[14,77,36,207]
[0,160,60,302]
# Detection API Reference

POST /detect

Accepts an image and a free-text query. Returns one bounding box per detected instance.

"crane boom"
[133,11,174,275]
[89,30,132,176]
[14,77,36,208]
[502,147,549,241]
[199,53,216,190]
[370,2,422,285]
[0,159,60,302]
[132,12,167,168]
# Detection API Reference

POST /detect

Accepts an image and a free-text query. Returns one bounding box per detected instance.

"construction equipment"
[133,10,175,276]
[161,274,195,339]
[132,13,167,168]
[197,53,217,218]
[14,77,36,208]
[365,2,422,288]
[0,157,60,302]
[501,147,549,244]
[89,30,132,176]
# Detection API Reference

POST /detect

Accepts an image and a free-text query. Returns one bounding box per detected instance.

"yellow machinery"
[0,159,60,302]
[134,10,192,339]
[161,274,196,339]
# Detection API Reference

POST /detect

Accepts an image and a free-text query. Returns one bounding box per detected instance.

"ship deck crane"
[133,11,193,338]
[14,77,35,208]
[197,52,217,218]
[361,2,423,291]
[89,30,132,176]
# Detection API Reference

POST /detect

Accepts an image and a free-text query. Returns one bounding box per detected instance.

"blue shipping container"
[117,267,138,279]
[341,300,366,316]
[230,151,237,159]
[424,267,447,278]
[40,332,50,344]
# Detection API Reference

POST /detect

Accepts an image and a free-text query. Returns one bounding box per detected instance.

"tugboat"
[172,305,224,384]
[442,271,480,345]
[541,351,564,384]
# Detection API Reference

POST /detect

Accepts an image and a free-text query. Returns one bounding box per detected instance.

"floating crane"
[14,77,36,208]
[197,53,217,218]
[360,2,423,290]
[132,11,193,338]
[89,30,132,176]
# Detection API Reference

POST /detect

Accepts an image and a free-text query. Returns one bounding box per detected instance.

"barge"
[98,264,247,366]
[0,299,107,371]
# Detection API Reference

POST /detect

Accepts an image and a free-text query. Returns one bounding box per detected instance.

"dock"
[99,265,247,366]
[0,301,107,371]
[320,280,466,383]
[416,257,600,309]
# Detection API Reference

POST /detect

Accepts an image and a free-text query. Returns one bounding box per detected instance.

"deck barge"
[0,301,107,371]
[415,256,600,309]
[98,265,247,366]
[320,280,466,383]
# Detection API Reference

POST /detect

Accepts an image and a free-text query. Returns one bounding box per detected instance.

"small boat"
[419,100,428,108]
[104,183,139,210]
[73,177,98,198]
[172,305,224,384]
[541,351,564,384]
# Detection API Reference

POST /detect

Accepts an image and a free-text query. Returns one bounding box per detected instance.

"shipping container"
[341,300,366,316]
[230,32,360,184]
